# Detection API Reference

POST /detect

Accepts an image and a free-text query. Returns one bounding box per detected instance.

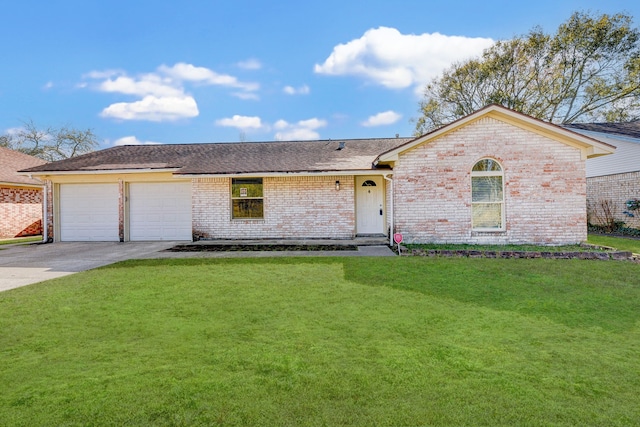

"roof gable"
[376,104,616,164]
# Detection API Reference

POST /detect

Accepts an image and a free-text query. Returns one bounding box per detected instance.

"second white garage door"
[129,182,192,241]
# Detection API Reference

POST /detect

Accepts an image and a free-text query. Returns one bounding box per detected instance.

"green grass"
[588,234,640,253]
[1,257,640,426]
[0,236,41,246]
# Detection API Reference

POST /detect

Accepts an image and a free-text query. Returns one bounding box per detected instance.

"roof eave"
[23,168,182,177]
[0,181,44,188]
[176,169,393,178]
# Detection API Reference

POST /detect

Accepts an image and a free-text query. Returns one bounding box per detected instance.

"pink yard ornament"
[393,233,403,255]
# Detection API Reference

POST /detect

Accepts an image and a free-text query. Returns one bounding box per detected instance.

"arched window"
[471,159,504,230]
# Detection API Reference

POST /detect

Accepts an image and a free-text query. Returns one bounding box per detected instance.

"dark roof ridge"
[115,136,413,147]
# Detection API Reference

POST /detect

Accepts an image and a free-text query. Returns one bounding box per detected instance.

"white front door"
[356,176,384,235]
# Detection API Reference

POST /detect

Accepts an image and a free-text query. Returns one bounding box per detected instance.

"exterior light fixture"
[335,180,340,191]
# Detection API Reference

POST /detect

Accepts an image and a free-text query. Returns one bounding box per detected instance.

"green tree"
[415,11,640,134]
[0,120,98,161]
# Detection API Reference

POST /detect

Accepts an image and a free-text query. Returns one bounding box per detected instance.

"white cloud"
[43,81,54,90]
[283,85,310,95]
[361,110,402,127]
[298,118,326,129]
[273,119,289,130]
[100,95,199,121]
[158,62,259,91]
[84,69,124,80]
[99,75,183,97]
[113,136,162,146]
[232,92,260,101]
[159,63,225,82]
[275,128,321,141]
[314,26,494,92]
[237,58,262,70]
[3,126,52,141]
[5,127,24,136]
[84,62,259,122]
[274,118,327,141]
[215,115,263,130]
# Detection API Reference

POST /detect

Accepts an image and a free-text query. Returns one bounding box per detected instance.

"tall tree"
[0,120,98,161]
[415,11,640,134]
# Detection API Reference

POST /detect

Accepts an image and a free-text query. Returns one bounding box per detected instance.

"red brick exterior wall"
[392,117,587,245]
[0,185,43,237]
[192,175,355,239]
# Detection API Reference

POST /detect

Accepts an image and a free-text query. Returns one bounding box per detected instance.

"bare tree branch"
[0,120,98,161]
[415,11,640,135]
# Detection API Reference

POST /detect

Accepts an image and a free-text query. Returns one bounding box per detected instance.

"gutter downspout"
[383,174,393,247]
[42,181,48,243]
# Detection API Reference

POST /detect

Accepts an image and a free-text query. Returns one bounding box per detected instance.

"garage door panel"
[129,182,191,241]
[59,184,119,242]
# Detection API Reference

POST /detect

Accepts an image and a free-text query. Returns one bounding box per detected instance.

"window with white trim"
[471,159,504,230]
[231,178,263,219]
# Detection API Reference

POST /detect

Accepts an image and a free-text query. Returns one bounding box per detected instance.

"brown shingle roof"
[565,121,640,140]
[21,138,413,175]
[0,146,47,186]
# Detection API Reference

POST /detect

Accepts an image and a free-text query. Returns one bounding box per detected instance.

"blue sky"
[2,0,639,149]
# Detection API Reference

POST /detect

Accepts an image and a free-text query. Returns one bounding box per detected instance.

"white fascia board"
[0,181,44,188]
[25,168,181,177]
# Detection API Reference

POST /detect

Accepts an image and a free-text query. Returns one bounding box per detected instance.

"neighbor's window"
[231,178,263,219]
[471,159,504,230]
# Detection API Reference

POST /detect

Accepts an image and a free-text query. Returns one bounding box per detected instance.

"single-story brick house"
[564,121,640,229]
[21,105,614,245]
[0,146,47,238]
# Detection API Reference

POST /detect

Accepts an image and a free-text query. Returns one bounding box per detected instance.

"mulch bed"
[165,244,359,252]
[404,248,635,261]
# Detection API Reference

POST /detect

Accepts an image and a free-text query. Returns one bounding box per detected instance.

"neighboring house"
[22,105,614,245]
[0,146,47,238]
[565,122,640,229]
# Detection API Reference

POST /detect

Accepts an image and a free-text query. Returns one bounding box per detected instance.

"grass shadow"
[341,257,640,333]
[100,257,640,333]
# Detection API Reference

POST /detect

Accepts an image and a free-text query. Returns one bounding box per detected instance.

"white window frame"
[471,159,505,231]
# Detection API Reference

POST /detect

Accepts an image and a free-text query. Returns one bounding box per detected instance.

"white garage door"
[59,183,119,241]
[129,182,192,241]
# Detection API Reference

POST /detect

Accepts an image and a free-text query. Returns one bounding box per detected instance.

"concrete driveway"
[0,240,397,292]
[0,242,180,292]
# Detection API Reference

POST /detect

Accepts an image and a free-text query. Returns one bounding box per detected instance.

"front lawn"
[588,234,640,253]
[1,257,639,426]
[0,236,41,246]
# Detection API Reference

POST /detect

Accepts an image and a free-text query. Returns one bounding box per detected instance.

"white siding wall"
[570,130,640,178]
